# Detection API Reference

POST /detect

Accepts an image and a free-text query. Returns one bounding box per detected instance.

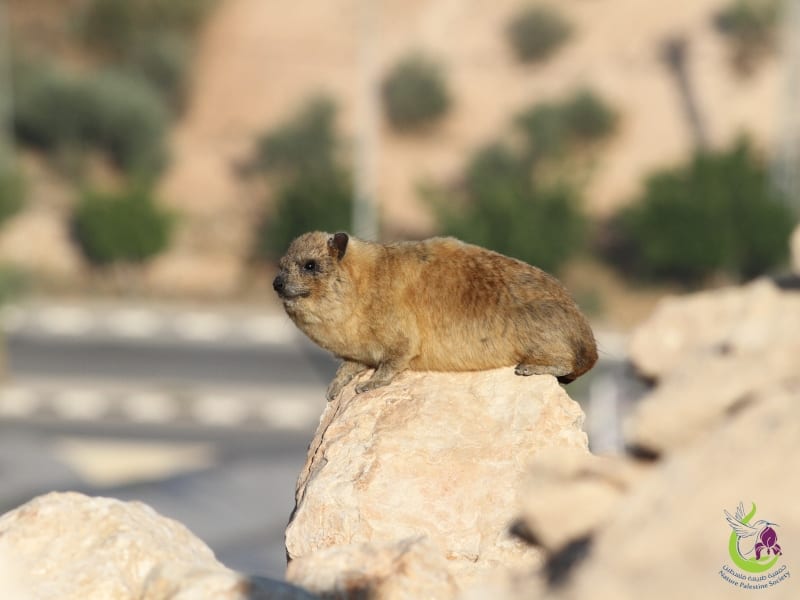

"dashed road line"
[191,395,252,426]
[0,386,41,417]
[172,312,231,341]
[36,306,94,336]
[259,398,321,430]
[0,384,323,431]
[1,303,301,347]
[50,389,112,420]
[120,392,181,423]
[238,315,297,344]
[105,309,163,339]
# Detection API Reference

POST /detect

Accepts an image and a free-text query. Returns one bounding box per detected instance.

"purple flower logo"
[724,502,782,573]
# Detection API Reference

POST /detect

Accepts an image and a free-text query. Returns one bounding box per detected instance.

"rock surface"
[287,537,459,600]
[285,368,588,596]
[0,492,315,600]
[628,278,800,380]
[546,385,800,600]
[513,448,645,554]
[494,280,800,600]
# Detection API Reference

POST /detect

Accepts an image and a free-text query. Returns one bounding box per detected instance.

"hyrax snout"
[274,231,597,399]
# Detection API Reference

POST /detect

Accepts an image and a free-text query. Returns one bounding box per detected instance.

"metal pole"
[353,0,380,240]
[660,35,709,151]
[0,0,16,175]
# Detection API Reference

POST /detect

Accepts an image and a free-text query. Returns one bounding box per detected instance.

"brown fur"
[273,231,597,399]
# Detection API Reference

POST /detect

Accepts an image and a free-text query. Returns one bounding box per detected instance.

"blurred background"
[0,0,797,580]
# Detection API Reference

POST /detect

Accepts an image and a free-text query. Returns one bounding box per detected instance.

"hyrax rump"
[273,231,597,399]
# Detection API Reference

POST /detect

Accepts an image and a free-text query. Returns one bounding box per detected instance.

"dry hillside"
[163,0,783,241]
[2,0,788,297]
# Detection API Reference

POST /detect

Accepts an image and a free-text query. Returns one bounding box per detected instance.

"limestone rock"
[627,279,800,379]
[287,537,458,600]
[0,492,315,600]
[513,448,647,554]
[625,346,800,455]
[626,278,800,454]
[553,385,800,600]
[285,369,588,597]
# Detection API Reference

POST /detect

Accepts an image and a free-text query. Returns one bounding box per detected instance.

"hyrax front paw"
[326,361,369,401]
[325,379,345,401]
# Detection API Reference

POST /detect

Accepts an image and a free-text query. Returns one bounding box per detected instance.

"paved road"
[0,300,339,579]
[1,302,338,429]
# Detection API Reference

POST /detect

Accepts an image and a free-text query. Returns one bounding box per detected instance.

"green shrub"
[128,34,192,113]
[256,97,354,258]
[0,171,25,226]
[381,54,450,131]
[13,65,168,176]
[78,0,213,57]
[506,5,572,63]
[256,96,338,176]
[715,0,781,74]
[431,143,585,274]
[259,167,353,259]
[611,138,795,283]
[72,187,174,264]
[86,72,169,174]
[76,0,212,115]
[515,89,616,159]
[0,267,28,305]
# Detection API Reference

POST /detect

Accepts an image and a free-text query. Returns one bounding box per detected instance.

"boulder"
[512,448,647,554]
[287,537,458,600]
[285,368,588,597]
[482,280,800,600]
[627,279,800,380]
[548,385,800,600]
[625,347,800,455]
[0,492,315,600]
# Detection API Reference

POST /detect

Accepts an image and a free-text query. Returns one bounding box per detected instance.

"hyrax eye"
[303,260,318,272]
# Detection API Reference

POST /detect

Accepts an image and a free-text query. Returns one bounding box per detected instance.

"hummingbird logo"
[724,502,782,573]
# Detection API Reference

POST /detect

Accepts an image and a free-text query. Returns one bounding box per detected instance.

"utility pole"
[772,0,800,214]
[660,35,709,151]
[0,0,15,175]
[353,0,380,240]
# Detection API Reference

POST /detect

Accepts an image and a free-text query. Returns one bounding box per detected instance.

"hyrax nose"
[272,274,285,294]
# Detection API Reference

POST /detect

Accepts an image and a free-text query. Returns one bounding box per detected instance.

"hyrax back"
[273,231,597,398]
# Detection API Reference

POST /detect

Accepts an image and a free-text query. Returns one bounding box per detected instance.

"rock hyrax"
[273,231,597,399]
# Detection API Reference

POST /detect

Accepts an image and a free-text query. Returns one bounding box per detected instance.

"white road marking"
[105,309,164,338]
[258,398,320,430]
[191,395,251,426]
[0,386,41,417]
[173,312,230,341]
[49,389,111,420]
[240,315,297,344]
[120,392,179,423]
[36,306,94,336]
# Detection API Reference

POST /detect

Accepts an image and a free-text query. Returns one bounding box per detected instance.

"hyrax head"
[272,231,349,305]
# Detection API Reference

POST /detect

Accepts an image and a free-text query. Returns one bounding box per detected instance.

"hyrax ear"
[328,232,349,260]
